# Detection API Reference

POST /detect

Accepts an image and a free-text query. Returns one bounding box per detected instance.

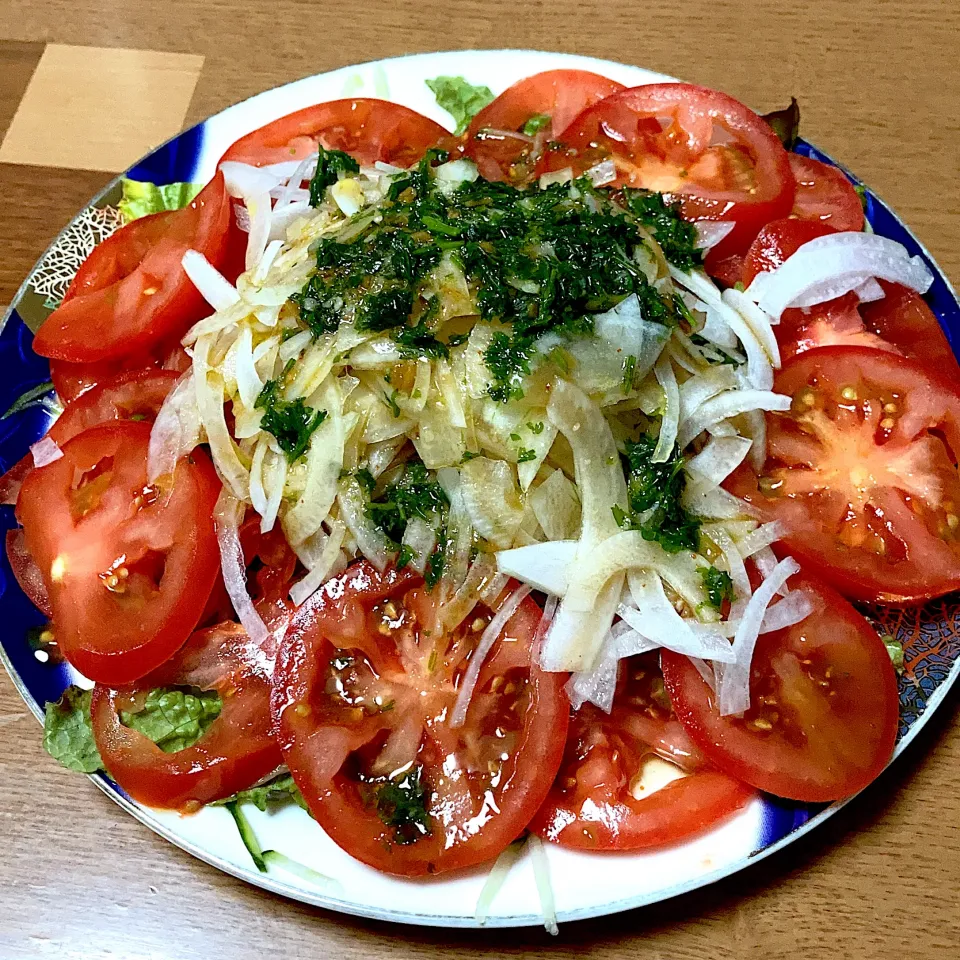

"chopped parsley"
[616,434,701,553]
[424,534,446,589]
[700,566,736,610]
[257,395,327,462]
[308,146,360,206]
[517,448,537,463]
[373,765,432,844]
[396,544,416,570]
[365,460,448,545]
[290,155,694,403]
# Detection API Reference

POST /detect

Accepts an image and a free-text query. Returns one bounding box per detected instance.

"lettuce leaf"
[426,76,495,135]
[118,179,202,223]
[42,687,103,774]
[216,773,309,812]
[120,688,221,753]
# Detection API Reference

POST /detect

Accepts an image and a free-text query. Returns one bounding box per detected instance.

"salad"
[9,65,954,894]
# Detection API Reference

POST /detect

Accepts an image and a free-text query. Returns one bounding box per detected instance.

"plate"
[2,48,960,930]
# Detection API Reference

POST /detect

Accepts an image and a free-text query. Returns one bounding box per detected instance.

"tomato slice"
[463,70,624,183]
[218,99,448,168]
[16,422,222,683]
[6,528,52,616]
[0,369,179,508]
[272,562,568,876]
[726,346,960,603]
[741,217,836,288]
[540,83,794,255]
[662,572,899,801]
[788,154,864,232]
[90,620,282,809]
[32,174,233,363]
[530,653,753,850]
[859,280,960,379]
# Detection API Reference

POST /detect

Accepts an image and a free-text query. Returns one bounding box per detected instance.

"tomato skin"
[272,562,568,876]
[788,154,864,232]
[662,573,899,802]
[859,280,960,379]
[726,346,960,604]
[32,173,233,363]
[741,217,836,288]
[541,83,794,256]
[17,422,222,683]
[530,654,753,851]
[91,621,282,809]
[218,99,448,168]
[464,70,625,183]
[6,528,52,616]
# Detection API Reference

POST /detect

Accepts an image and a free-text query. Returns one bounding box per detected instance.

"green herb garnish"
[700,566,736,610]
[308,146,361,207]
[374,765,432,844]
[426,76,495,135]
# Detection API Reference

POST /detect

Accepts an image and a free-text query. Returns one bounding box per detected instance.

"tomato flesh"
[91,620,282,809]
[218,99,448,168]
[727,346,960,603]
[272,563,568,876]
[464,69,624,183]
[540,83,794,256]
[788,154,864,232]
[662,572,899,801]
[32,173,234,363]
[16,422,222,683]
[530,653,753,850]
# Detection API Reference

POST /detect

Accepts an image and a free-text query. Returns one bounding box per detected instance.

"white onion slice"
[718,556,800,715]
[30,436,62,468]
[496,540,578,596]
[685,435,752,485]
[181,250,240,311]
[694,220,736,251]
[586,159,617,186]
[147,372,201,483]
[289,519,347,606]
[746,232,934,319]
[214,490,269,647]
[677,389,791,449]
[653,355,679,462]
[450,584,533,728]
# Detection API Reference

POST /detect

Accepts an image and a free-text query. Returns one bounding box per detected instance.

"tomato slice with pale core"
[218,99,448,168]
[91,619,282,809]
[464,70,625,183]
[788,154,864,232]
[540,83,794,256]
[662,572,899,801]
[32,173,234,363]
[16,422,222,683]
[272,562,568,876]
[726,346,960,603]
[530,653,753,850]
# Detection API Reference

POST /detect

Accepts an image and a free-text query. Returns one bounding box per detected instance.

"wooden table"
[1,2,958,957]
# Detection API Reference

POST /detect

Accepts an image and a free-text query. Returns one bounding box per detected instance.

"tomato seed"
[840,386,857,401]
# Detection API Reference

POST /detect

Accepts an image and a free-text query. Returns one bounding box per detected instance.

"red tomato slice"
[859,280,960,379]
[788,154,864,232]
[218,99,448,168]
[662,572,899,801]
[530,653,753,850]
[16,422,221,683]
[464,70,625,183]
[0,369,179,508]
[726,346,960,603]
[272,562,568,876]
[32,174,233,363]
[540,83,794,255]
[91,620,282,809]
[741,217,836,288]
[6,528,52,616]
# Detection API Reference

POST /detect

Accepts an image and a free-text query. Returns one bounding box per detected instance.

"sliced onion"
[678,365,739,423]
[736,521,785,559]
[586,159,617,186]
[30,436,62,468]
[148,372,201,482]
[527,835,559,937]
[677,389,791,449]
[685,435,752,485]
[244,192,272,272]
[718,556,800,715]
[181,250,240,311]
[530,469,581,541]
[289,519,347,606]
[400,516,437,576]
[746,232,934,319]
[450,584,533,728]
[234,323,263,410]
[496,540,578,596]
[540,575,621,673]
[336,476,393,571]
[653,355,679,462]
[219,161,289,198]
[694,220,736,251]
[214,489,269,648]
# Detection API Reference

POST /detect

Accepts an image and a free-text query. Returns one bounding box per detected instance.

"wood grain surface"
[1,1,958,957]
